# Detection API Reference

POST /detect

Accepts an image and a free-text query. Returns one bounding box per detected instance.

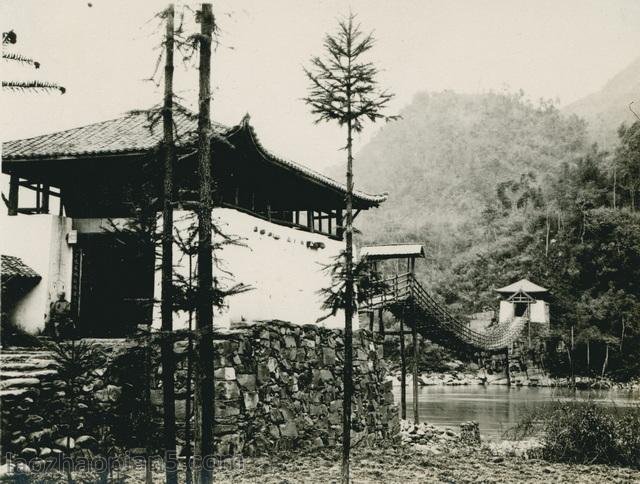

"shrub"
[512,400,640,467]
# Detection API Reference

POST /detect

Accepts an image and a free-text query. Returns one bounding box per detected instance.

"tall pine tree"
[304,14,396,484]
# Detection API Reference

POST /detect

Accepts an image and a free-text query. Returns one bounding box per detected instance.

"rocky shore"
[391,361,640,391]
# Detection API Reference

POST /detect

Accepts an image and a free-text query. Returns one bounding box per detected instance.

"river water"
[393,385,639,439]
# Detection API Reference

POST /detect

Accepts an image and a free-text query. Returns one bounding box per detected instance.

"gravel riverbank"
[5,420,639,483]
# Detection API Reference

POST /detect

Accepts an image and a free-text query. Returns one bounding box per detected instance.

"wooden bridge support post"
[412,325,419,423]
[505,347,511,386]
[400,317,407,420]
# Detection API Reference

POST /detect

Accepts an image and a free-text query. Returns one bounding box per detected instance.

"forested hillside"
[565,55,640,149]
[350,90,640,379]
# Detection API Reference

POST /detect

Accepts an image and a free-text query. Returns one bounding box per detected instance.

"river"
[393,385,639,439]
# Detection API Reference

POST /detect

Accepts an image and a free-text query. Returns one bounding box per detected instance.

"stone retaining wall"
[1,321,398,461]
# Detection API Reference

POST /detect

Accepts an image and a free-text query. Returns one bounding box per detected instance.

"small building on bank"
[496,278,550,344]
[1,108,386,336]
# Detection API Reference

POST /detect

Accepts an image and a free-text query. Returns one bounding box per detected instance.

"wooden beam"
[8,175,18,216]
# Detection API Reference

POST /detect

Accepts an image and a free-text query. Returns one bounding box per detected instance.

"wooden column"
[369,311,374,332]
[400,317,407,420]
[336,210,343,238]
[307,210,314,232]
[378,308,384,335]
[8,175,18,216]
[41,184,50,213]
[412,325,419,423]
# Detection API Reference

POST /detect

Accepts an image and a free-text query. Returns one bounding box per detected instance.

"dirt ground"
[6,444,639,483]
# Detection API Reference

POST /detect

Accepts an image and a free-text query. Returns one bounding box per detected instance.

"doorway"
[77,234,154,338]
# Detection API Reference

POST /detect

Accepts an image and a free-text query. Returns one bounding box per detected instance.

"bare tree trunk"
[196,5,215,483]
[601,343,609,379]
[185,256,194,484]
[545,210,550,257]
[145,327,153,484]
[399,318,406,419]
[586,339,590,372]
[620,318,625,351]
[412,326,419,424]
[565,344,575,387]
[613,162,617,209]
[341,113,354,484]
[161,6,178,483]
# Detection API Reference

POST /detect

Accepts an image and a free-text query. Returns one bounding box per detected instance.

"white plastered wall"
[152,208,345,330]
[72,209,346,331]
[498,300,514,323]
[529,300,549,324]
[0,213,73,333]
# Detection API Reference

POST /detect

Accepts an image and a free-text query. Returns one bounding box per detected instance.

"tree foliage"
[2,30,65,94]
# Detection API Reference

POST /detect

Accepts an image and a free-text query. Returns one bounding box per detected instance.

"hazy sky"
[2,0,640,172]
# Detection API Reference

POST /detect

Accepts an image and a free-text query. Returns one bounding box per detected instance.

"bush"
[513,400,640,467]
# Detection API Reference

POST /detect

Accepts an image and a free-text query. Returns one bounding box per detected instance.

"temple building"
[1,108,386,337]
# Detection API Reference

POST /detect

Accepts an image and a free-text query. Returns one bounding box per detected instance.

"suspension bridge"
[358,243,544,422]
[360,271,527,353]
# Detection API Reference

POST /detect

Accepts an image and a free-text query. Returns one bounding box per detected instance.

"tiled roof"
[2,108,387,205]
[495,278,548,293]
[2,108,227,160]
[240,116,388,204]
[1,255,41,280]
[359,244,425,260]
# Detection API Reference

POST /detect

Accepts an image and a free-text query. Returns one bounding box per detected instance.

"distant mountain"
[564,56,640,150]
[346,90,589,288]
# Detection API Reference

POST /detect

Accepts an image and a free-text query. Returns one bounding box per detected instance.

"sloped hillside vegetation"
[350,90,640,379]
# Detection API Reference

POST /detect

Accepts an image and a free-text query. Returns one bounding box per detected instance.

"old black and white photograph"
[1,1,640,482]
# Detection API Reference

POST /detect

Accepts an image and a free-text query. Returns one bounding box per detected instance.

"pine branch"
[2,80,65,94]
[3,52,40,68]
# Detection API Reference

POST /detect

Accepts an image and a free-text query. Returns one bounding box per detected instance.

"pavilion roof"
[359,244,425,260]
[495,278,548,294]
[2,108,387,206]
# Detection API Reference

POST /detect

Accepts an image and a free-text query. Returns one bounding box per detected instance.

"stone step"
[0,360,56,372]
[0,356,55,365]
[0,369,57,380]
[0,377,41,390]
[0,388,31,398]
